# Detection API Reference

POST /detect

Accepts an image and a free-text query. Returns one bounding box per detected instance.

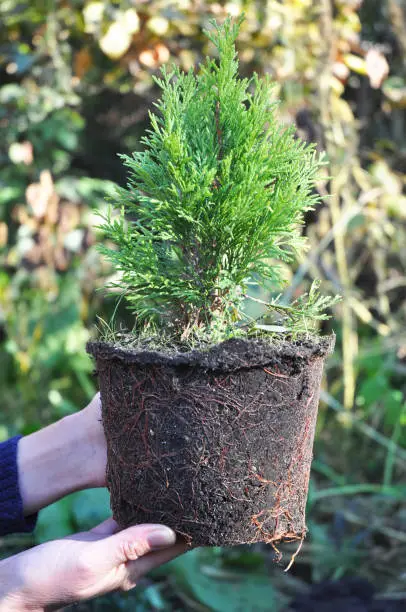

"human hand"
[19,393,107,516]
[0,518,186,611]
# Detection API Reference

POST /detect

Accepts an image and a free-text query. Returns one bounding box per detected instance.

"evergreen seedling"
[90,17,337,548]
[99,16,338,344]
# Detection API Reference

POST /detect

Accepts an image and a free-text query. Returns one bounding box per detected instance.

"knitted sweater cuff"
[0,436,38,536]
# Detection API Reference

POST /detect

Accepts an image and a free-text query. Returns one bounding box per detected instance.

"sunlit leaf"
[99,22,132,60]
[365,48,389,89]
[8,141,33,165]
[0,222,8,248]
[383,76,406,106]
[83,1,104,34]
[147,16,169,36]
[343,53,367,75]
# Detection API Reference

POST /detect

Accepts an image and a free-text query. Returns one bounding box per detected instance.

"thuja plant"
[88,17,336,553]
[99,16,338,345]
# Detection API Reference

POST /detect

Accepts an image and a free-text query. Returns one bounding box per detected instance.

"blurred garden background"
[1,0,406,609]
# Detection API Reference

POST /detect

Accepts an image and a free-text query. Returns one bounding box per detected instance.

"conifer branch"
[98,17,337,342]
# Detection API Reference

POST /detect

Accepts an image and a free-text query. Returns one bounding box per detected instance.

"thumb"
[91,523,177,567]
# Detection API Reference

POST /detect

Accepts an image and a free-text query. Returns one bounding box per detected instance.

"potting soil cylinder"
[87,336,335,547]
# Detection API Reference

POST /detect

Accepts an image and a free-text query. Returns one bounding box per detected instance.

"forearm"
[18,403,106,516]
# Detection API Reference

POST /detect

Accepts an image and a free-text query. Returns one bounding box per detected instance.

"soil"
[87,335,335,548]
[289,577,405,612]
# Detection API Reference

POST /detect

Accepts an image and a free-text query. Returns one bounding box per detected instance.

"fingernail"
[146,526,176,549]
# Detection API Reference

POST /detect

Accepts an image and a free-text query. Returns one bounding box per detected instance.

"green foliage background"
[1,1,406,609]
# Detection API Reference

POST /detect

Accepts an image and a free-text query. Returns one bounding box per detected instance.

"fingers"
[91,523,177,567]
[85,392,101,413]
[63,522,187,601]
[89,517,120,536]
[122,540,189,592]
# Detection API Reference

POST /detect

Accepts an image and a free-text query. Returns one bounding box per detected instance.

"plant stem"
[317,0,357,410]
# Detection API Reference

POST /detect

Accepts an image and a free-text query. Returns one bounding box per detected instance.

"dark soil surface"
[289,578,405,612]
[88,336,334,547]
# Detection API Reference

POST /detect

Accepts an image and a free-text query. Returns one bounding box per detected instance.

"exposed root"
[264,367,290,379]
[284,535,305,572]
[270,539,283,562]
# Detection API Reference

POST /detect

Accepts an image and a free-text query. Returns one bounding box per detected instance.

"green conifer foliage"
[99,17,335,343]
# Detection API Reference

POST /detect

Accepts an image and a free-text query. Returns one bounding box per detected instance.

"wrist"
[58,411,98,490]
[74,397,107,488]
[18,403,105,516]
[0,559,35,612]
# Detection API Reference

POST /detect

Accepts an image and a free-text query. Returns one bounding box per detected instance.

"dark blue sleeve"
[0,436,38,536]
